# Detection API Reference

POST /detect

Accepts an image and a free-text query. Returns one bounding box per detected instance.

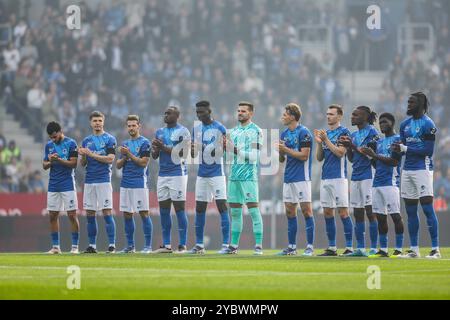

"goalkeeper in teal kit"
[223,101,264,255]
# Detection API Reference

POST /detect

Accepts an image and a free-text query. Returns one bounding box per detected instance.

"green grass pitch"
[1,248,449,300]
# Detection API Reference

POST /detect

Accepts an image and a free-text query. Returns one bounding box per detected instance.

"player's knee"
[124,212,133,219]
[390,213,402,224]
[247,202,258,209]
[337,208,349,219]
[159,200,171,209]
[195,201,208,213]
[67,211,77,220]
[300,204,312,217]
[403,198,418,206]
[173,201,185,212]
[419,196,433,206]
[215,200,228,213]
[49,212,59,222]
[353,209,365,222]
[139,211,149,218]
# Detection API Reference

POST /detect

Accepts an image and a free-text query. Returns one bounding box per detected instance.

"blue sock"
[87,216,97,246]
[51,232,59,247]
[405,204,419,247]
[355,221,365,249]
[325,217,336,247]
[379,233,387,250]
[421,203,439,248]
[340,216,353,248]
[369,220,378,249]
[160,207,172,246]
[124,217,135,247]
[220,211,230,245]
[195,212,206,245]
[141,215,153,248]
[304,216,315,247]
[176,210,188,246]
[287,216,298,247]
[71,232,79,247]
[395,233,404,250]
[103,215,116,246]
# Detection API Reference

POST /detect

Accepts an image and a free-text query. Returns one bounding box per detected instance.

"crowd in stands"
[0,132,45,193]
[0,0,449,211]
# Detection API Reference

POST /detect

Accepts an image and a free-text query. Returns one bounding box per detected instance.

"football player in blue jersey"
[43,121,80,254]
[116,115,153,254]
[189,101,230,254]
[360,113,404,258]
[152,106,191,254]
[79,111,117,254]
[276,103,315,256]
[314,105,354,257]
[392,92,440,259]
[339,106,380,257]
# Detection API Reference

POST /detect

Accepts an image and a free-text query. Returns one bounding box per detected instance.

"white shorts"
[157,175,188,202]
[350,179,373,208]
[401,170,434,199]
[283,181,311,203]
[320,178,349,208]
[83,183,113,211]
[372,186,400,215]
[195,176,227,202]
[120,187,149,213]
[47,191,78,212]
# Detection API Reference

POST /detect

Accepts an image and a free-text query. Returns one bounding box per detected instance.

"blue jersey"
[192,120,226,177]
[82,132,117,184]
[400,115,437,171]
[322,126,350,180]
[120,136,151,188]
[156,124,190,177]
[350,125,380,181]
[280,125,313,183]
[44,136,78,192]
[373,134,402,187]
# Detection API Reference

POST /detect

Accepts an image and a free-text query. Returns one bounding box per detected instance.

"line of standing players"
[43,93,441,258]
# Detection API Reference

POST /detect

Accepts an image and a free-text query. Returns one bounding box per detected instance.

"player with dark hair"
[223,101,264,255]
[314,105,354,256]
[276,103,315,256]
[79,111,117,254]
[152,106,191,254]
[360,113,404,258]
[43,121,80,254]
[116,115,153,254]
[392,92,441,259]
[339,106,380,257]
[189,101,230,254]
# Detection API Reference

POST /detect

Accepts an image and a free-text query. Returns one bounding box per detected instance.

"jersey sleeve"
[140,139,151,158]
[68,140,78,158]
[299,129,312,149]
[367,127,380,150]
[106,135,117,155]
[399,121,406,144]
[423,120,437,141]
[43,143,50,161]
[81,137,87,148]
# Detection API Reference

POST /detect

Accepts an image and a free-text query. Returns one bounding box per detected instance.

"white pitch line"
[0,265,449,278]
